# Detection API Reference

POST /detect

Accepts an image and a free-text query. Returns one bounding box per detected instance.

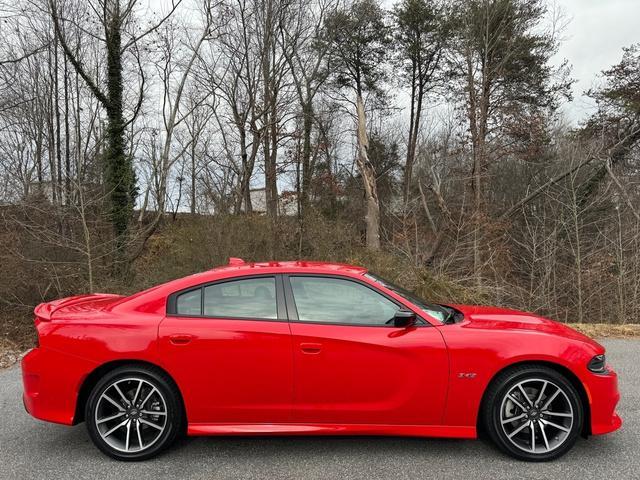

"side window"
[176,289,202,315]
[203,277,277,319]
[289,276,399,325]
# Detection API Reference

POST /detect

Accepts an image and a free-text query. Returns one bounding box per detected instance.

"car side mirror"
[393,310,416,328]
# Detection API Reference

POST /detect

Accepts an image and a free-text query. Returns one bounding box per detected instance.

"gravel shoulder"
[0,339,637,480]
[568,323,640,339]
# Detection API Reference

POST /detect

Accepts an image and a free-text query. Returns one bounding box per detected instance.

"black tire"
[85,365,183,461]
[482,365,583,461]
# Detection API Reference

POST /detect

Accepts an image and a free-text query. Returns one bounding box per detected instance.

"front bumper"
[586,367,622,435]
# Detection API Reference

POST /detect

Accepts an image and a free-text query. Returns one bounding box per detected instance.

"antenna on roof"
[228,257,245,266]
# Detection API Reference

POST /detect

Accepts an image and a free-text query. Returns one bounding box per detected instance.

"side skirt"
[187,423,477,439]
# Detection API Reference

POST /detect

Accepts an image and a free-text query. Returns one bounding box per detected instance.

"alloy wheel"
[94,377,168,453]
[499,378,574,454]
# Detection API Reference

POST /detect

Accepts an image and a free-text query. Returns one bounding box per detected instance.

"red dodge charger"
[21,259,621,461]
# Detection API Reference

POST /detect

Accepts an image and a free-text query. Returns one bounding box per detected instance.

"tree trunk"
[235,146,254,215]
[47,41,57,204]
[54,39,62,205]
[403,61,417,205]
[466,47,489,287]
[35,111,44,185]
[64,55,71,204]
[104,10,135,262]
[190,138,196,215]
[571,190,583,323]
[300,98,313,216]
[355,94,380,250]
[74,69,82,201]
[264,121,278,218]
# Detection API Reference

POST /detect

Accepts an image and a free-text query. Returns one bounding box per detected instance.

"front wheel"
[483,365,583,461]
[85,365,183,461]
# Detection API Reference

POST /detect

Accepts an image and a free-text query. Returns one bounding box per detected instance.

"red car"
[21,259,621,461]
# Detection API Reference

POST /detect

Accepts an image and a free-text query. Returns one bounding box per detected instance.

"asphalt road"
[1,339,638,480]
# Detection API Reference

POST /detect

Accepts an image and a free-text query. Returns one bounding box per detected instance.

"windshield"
[364,272,451,323]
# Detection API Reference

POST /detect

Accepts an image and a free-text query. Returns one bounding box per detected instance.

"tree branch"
[120,0,184,53]
[500,126,640,219]
[605,159,640,222]
[0,43,50,66]
[49,0,109,108]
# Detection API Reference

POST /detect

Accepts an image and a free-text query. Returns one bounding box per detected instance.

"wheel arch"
[73,359,186,427]
[477,360,592,437]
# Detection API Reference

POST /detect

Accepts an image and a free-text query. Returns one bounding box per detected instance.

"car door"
[285,274,449,426]
[158,275,293,424]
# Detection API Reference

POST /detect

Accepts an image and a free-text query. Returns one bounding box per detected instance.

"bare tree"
[393,0,449,205]
[152,1,215,218]
[49,0,183,265]
[451,0,570,282]
[200,0,274,214]
[280,0,336,219]
[323,0,391,250]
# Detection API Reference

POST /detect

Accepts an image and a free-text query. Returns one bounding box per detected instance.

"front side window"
[364,272,454,323]
[203,277,277,319]
[289,276,399,325]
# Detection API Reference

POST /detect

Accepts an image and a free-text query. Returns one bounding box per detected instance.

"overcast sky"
[148,0,639,125]
[553,0,640,123]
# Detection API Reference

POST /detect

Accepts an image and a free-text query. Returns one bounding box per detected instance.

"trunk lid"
[34,294,124,321]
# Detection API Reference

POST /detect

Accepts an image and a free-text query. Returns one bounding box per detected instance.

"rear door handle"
[169,334,194,345]
[300,342,322,354]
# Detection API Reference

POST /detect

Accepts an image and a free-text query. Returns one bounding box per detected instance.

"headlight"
[588,354,606,373]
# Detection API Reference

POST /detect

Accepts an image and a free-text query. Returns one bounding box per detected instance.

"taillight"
[588,354,606,373]
[34,316,44,347]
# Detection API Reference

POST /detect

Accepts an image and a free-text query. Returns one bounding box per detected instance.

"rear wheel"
[85,365,182,461]
[483,365,583,461]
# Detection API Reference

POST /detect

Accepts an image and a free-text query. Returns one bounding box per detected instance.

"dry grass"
[568,323,640,339]
[0,338,22,369]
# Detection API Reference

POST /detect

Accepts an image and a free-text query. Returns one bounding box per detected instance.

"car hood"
[447,304,603,349]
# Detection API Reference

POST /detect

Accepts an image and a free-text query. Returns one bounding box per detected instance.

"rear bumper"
[21,347,90,426]
[21,348,42,419]
[586,368,622,435]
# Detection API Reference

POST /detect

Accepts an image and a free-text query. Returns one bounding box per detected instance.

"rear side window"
[173,277,278,319]
[176,289,201,315]
[203,277,277,319]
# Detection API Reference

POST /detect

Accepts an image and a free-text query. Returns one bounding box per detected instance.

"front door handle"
[169,334,194,345]
[300,342,322,354]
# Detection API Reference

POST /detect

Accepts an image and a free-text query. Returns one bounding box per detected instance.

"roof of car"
[211,259,368,275]
[118,259,368,311]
